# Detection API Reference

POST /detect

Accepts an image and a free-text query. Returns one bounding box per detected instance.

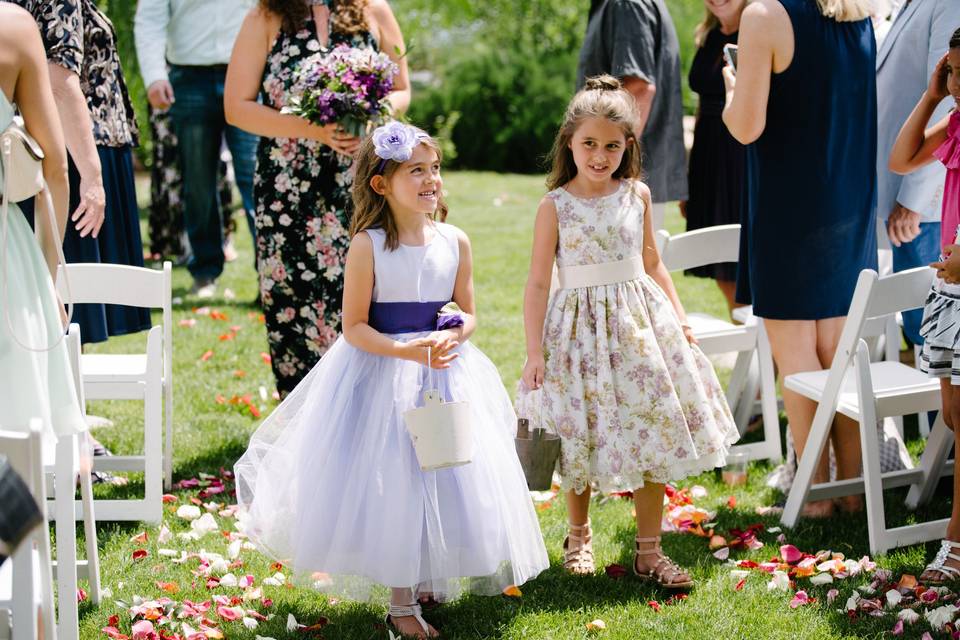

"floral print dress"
[531,180,739,494]
[256,13,377,395]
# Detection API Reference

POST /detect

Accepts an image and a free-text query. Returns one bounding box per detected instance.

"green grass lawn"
[73,171,954,639]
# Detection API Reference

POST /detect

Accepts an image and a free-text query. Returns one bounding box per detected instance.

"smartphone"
[723,44,739,73]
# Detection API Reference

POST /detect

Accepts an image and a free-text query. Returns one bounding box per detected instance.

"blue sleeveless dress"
[735,0,878,320]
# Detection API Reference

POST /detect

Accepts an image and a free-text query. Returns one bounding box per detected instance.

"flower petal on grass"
[891,620,904,635]
[132,549,148,561]
[585,619,607,631]
[779,545,802,564]
[713,547,730,561]
[604,564,628,579]
[502,585,522,597]
[789,591,813,609]
[200,350,214,362]
[177,505,202,520]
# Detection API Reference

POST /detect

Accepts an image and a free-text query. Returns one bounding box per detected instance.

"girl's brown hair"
[260,0,369,36]
[545,75,642,191]
[350,126,449,251]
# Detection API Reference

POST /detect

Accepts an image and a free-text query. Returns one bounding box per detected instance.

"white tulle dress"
[235,222,548,602]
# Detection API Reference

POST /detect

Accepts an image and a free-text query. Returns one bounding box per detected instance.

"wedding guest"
[723,0,877,517]
[577,0,688,231]
[135,0,259,298]
[15,0,151,344]
[683,0,749,314]
[875,0,960,348]
[224,0,410,395]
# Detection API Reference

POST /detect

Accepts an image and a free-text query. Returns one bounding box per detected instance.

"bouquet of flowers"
[283,43,399,137]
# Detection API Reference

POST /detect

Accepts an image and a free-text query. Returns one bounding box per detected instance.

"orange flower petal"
[200,350,214,362]
[502,585,522,597]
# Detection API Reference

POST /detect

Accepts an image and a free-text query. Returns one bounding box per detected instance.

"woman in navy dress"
[723,0,877,517]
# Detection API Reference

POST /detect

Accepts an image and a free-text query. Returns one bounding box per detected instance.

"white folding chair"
[0,420,57,640]
[657,225,781,462]
[781,267,954,554]
[57,262,172,523]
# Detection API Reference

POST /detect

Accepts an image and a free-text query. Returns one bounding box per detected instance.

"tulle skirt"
[234,333,548,602]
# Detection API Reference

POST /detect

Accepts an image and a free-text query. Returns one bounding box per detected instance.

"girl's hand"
[425,329,461,355]
[304,122,361,156]
[403,337,459,369]
[681,323,698,346]
[932,245,960,284]
[521,353,546,390]
[929,53,950,102]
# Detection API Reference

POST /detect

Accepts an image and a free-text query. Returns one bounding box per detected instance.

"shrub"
[408,46,577,174]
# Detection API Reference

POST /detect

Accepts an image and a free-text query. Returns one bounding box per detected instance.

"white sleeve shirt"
[134,0,256,88]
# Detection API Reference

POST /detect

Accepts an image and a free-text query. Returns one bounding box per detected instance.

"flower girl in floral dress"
[521,76,739,589]
[236,123,547,638]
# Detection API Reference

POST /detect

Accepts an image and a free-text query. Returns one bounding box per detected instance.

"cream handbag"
[1,112,73,351]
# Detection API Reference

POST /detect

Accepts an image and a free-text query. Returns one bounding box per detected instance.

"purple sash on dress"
[368,301,448,334]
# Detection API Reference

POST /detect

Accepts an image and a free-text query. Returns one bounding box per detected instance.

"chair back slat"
[56,263,169,309]
[658,225,741,272]
[864,266,935,320]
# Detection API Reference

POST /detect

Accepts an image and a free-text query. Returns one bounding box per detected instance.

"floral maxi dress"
[256,14,377,395]
[531,180,740,494]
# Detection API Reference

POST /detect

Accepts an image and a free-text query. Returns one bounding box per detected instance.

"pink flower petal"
[780,544,803,565]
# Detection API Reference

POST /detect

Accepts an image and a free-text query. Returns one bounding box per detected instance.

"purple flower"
[372,122,420,163]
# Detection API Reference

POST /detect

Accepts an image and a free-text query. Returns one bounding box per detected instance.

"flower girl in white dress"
[235,123,548,638]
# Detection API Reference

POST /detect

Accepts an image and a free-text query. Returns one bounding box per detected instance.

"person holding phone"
[682,0,749,316]
[722,0,877,518]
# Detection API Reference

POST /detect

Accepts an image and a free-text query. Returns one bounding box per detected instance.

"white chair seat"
[82,354,148,382]
[686,312,756,352]
[787,361,941,420]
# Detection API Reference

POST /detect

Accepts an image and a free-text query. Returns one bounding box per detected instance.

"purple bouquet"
[283,44,399,137]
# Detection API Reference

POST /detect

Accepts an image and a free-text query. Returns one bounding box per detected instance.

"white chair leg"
[735,354,762,434]
[53,436,78,640]
[10,541,38,640]
[906,414,955,509]
[143,335,164,524]
[78,435,100,604]
[855,342,890,555]
[757,321,782,462]
[781,389,838,528]
[726,349,754,431]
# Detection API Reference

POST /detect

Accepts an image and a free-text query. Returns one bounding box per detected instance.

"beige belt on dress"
[556,256,644,290]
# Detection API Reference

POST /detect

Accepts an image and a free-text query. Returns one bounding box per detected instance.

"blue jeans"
[169,64,258,281]
[891,220,941,346]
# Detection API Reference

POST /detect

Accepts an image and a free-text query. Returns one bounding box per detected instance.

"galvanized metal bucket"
[514,418,561,491]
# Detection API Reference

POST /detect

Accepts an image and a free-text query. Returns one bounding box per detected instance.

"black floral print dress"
[256,12,377,395]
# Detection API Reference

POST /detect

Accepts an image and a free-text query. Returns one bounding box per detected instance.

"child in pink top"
[889,26,960,584]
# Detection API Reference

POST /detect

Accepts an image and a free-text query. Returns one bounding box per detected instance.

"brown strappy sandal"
[563,520,595,575]
[633,535,693,589]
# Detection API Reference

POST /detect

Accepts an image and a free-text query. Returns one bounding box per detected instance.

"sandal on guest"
[385,602,438,639]
[922,540,960,584]
[562,520,594,575]
[633,536,693,589]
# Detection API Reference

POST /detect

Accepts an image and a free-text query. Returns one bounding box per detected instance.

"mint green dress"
[0,92,85,446]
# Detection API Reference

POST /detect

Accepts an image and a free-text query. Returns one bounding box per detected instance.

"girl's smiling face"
[381,144,442,215]
[568,116,629,186]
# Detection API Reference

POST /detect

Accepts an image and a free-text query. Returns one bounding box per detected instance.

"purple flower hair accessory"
[372,122,429,173]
